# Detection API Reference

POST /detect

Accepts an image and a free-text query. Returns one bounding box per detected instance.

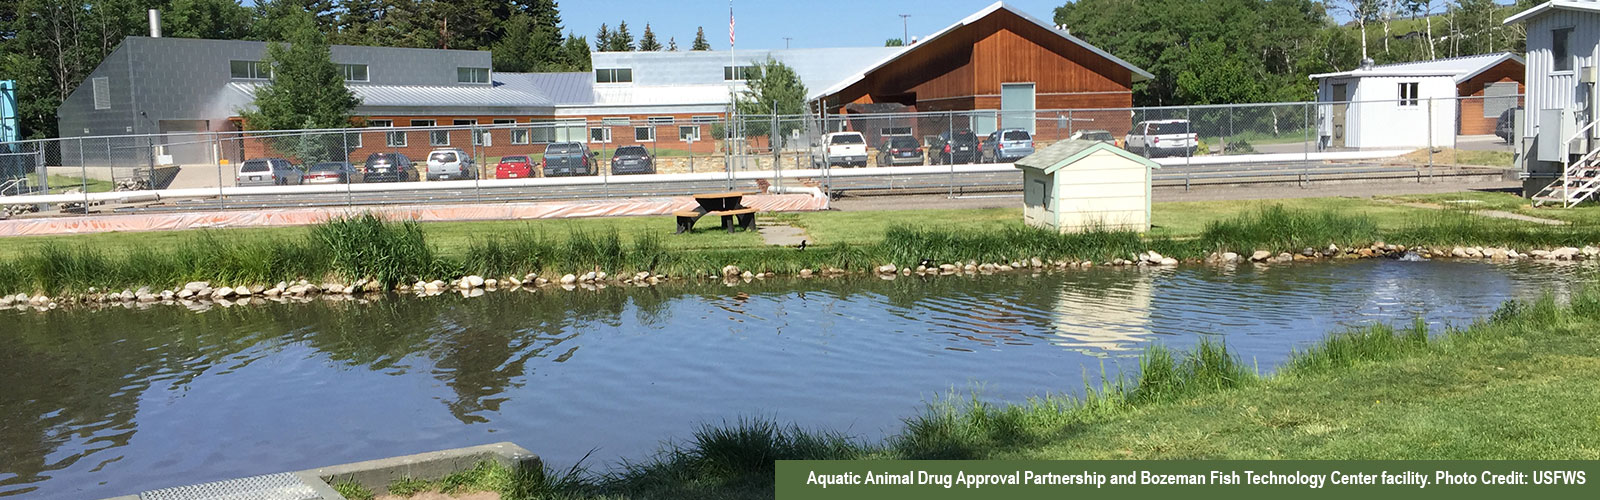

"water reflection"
[0,260,1593,499]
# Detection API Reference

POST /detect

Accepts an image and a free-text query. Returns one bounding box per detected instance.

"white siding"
[1524,10,1600,115]
[1048,149,1151,232]
[1345,75,1457,149]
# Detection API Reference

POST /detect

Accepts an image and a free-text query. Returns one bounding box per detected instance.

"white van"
[426,148,477,181]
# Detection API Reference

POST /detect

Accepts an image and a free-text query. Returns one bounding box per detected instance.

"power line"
[898,14,910,44]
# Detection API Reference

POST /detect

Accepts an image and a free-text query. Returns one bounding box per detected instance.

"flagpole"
[729,0,736,176]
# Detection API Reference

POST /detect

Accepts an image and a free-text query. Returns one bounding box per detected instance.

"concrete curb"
[101,442,538,500]
[307,442,540,494]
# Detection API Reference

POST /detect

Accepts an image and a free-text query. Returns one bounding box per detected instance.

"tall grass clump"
[1129,340,1253,404]
[1283,319,1431,376]
[311,214,440,287]
[461,228,558,278]
[880,224,1150,265]
[1199,205,1378,254]
[1389,209,1600,249]
[606,418,862,498]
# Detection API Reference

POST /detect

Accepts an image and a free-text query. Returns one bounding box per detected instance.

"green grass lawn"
[1399,148,1515,167]
[0,195,1528,261]
[1386,191,1600,225]
[44,175,116,194]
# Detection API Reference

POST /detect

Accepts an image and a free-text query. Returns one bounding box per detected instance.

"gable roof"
[1504,0,1600,24]
[1015,139,1160,174]
[226,82,555,113]
[1307,53,1524,83]
[810,1,1154,100]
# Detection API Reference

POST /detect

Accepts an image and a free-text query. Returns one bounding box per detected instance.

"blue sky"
[560,0,1064,50]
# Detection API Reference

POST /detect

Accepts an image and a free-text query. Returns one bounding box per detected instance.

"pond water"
[1,259,1593,498]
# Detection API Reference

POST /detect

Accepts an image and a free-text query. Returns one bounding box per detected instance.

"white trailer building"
[1311,53,1524,150]
[1504,1,1600,202]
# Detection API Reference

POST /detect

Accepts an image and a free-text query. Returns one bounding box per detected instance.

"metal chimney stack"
[148,9,161,38]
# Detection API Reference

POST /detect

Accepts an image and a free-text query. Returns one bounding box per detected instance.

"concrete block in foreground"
[305,441,540,493]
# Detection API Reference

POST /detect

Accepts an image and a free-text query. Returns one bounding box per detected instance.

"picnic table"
[675,191,759,234]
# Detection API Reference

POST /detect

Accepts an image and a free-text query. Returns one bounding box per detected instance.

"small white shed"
[1014,139,1160,233]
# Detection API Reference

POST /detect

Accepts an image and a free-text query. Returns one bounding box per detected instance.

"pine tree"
[691,26,711,50]
[668,37,678,51]
[638,23,662,51]
[609,20,635,51]
[594,23,611,51]
[563,33,593,71]
[240,8,360,162]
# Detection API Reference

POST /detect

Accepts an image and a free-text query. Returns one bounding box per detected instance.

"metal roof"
[813,1,1155,100]
[1308,53,1524,83]
[495,72,594,105]
[1504,0,1600,24]
[1015,139,1159,173]
[227,82,555,112]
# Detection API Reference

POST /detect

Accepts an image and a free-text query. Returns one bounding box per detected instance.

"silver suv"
[235,158,303,186]
[426,148,477,181]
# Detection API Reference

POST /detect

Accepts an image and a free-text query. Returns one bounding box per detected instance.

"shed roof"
[812,1,1154,100]
[1015,139,1159,174]
[1307,53,1524,83]
[495,72,594,105]
[1504,0,1600,24]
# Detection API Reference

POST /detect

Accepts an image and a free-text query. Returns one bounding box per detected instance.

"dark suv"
[929,129,979,165]
[362,152,417,183]
[1495,106,1522,144]
[610,145,655,175]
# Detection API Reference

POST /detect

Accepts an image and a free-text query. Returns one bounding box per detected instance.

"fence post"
[1427,98,1435,183]
[215,132,226,210]
[947,110,956,199]
[78,137,88,214]
[342,130,352,206]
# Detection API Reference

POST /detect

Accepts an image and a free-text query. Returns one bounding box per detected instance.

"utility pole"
[899,14,910,44]
[783,37,792,49]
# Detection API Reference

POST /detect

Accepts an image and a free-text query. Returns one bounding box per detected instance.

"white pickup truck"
[815,132,868,168]
[1124,119,1198,158]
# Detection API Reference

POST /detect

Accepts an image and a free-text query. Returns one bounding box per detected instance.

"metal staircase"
[1533,121,1600,207]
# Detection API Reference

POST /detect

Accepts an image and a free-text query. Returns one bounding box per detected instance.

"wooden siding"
[824,7,1135,113]
[1455,60,1526,136]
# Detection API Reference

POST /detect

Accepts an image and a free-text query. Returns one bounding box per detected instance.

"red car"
[495,155,535,179]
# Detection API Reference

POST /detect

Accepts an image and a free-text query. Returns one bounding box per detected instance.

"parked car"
[495,155,536,179]
[1495,106,1523,144]
[235,158,303,186]
[1125,119,1198,157]
[981,128,1035,162]
[361,152,418,183]
[1069,129,1117,144]
[610,145,656,175]
[876,135,925,166]
[929,129,979,165]
[542,142,597,177]
[815,132,868,167]
[302,161,358,184]
[426,148,477,181]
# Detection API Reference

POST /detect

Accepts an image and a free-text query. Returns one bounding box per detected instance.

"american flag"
[728,7,735,46]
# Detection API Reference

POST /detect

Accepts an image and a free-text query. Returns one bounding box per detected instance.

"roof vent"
[148,9,161,37]
[1359,58,1375,70]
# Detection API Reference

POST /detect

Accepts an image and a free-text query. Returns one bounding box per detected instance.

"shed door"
[1001,83,1036,133]
[1330,83,1348,148]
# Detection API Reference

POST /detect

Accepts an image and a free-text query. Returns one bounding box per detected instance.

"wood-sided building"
[810,2,1152,142]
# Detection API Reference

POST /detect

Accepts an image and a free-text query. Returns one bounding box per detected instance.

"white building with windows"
[1311,53,1524,150]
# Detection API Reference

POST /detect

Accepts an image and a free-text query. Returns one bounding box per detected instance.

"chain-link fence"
[1,95,1522,215]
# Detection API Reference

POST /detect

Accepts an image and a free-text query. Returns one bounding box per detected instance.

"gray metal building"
[1504,1,1600,195]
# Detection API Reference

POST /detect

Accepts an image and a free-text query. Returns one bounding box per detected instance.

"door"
[1331,83,1348,148]
[1000,82,1036,133]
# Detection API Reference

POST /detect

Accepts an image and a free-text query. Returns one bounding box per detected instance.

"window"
[679,125,701,142]
[413,119,444,145]
[453,119,484,146]
[338,64,369,82]
[1553,27,1574,72]
[345,132,362,149]
[647,116,675,125]
[635,126,655,142]
[1397,82,1419,107]
[724,65,761,81]
[590,127,612,143]
[372,120,406,147]
[457,67,490,84]
[595,68,633,83]
[692,115,719,124]
[92,77,110,110]
[602,117,630,126]
[554,119,586,142]
[529,122,557,143]
[880,127,912,136]
[229,60,269,79]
